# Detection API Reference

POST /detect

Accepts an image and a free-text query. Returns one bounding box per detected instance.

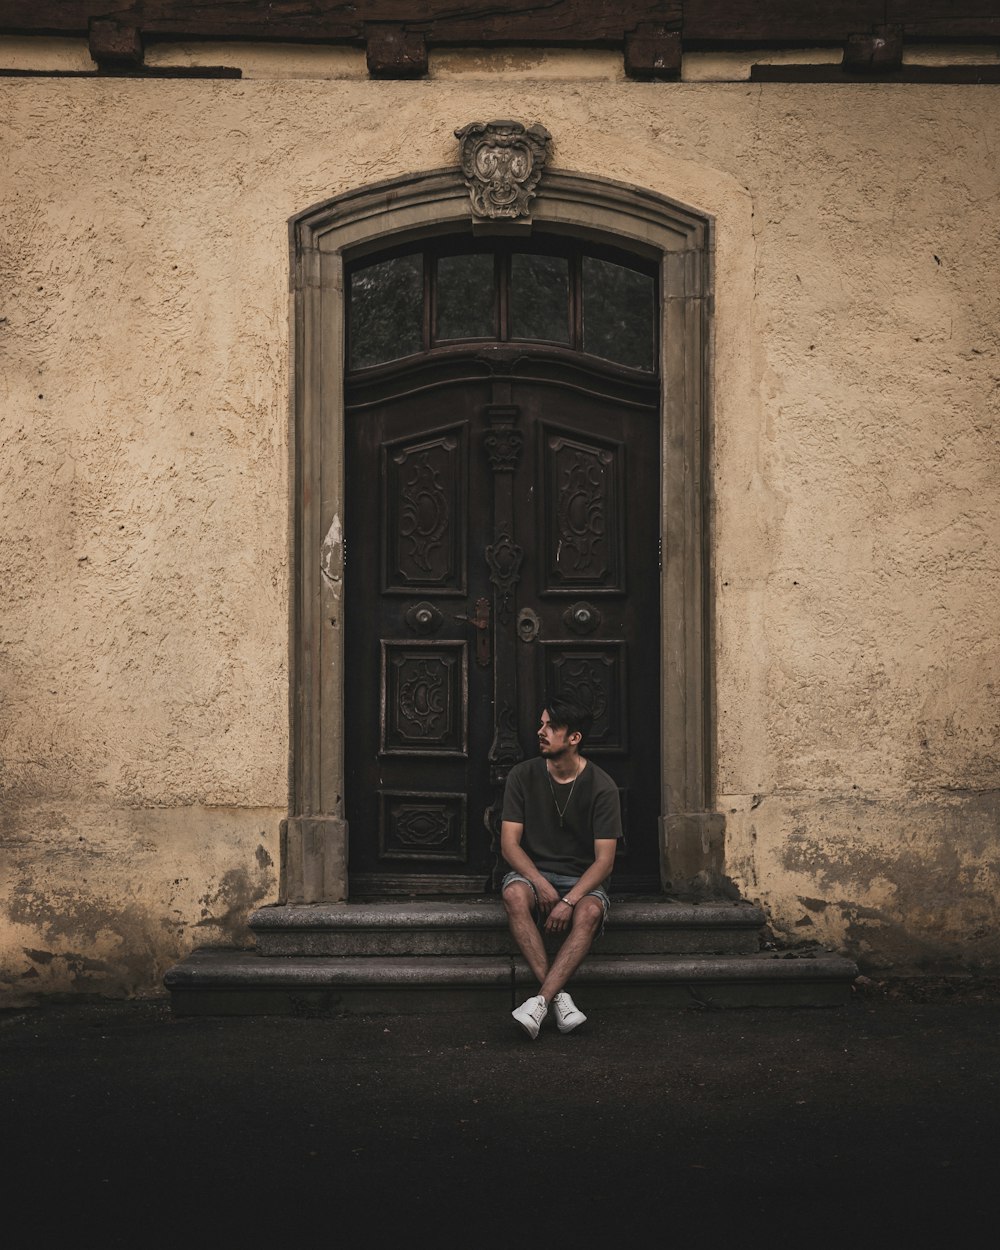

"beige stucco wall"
[1,47,997,998]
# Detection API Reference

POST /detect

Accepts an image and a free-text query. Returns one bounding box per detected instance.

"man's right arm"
[500,820,561,914]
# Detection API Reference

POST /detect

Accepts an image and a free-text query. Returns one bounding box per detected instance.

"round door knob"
[405,601,443,634]
[563,601,601,634]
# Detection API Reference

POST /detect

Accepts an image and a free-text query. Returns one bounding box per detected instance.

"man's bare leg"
[502,882,549,985]
[538,898,603,1002]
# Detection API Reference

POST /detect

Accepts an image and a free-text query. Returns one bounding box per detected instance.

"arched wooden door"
[344,240,662,896]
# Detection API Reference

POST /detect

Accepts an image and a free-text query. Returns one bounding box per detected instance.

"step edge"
[248,903,767,931]
[164,949,858,988]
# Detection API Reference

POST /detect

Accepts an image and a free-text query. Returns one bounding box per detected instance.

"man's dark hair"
[544,696,594,747]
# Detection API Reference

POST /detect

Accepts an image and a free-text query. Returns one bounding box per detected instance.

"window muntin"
[348,242,655,373]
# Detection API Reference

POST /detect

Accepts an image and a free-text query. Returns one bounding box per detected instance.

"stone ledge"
[248,898,767,957]
[166,947,854,986]
[249,898,766,930]
[164,947,858,1015]
[165,949,513,987]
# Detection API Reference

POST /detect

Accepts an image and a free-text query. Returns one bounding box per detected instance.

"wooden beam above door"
[2,2,998,81]
[3,2,998,46]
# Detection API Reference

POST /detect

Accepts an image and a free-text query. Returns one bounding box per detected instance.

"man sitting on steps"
[501,697,622,1038]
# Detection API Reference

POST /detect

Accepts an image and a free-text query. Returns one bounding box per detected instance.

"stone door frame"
[284,166,717,902]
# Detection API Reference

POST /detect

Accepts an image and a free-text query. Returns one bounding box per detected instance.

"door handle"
[453,597,491,667]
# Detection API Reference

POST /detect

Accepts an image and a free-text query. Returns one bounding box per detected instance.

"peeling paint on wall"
[321,514,343,586]
[724,793,1000,973]
[0,808,280,1003]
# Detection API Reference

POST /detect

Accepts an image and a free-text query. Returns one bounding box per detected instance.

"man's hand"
[533,875,561,917]
[543,898,574,934]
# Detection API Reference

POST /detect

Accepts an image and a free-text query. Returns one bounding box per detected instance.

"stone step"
[164,948,858,1015]
[248,898,767,957]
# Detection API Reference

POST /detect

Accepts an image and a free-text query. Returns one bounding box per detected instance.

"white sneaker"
[512,995,548,1039]
[552,991,587,1034]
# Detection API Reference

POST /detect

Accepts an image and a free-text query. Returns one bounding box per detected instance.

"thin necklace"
[547,760,582,827]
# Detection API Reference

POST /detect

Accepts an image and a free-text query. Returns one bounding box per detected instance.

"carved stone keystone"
[455,120,552,221]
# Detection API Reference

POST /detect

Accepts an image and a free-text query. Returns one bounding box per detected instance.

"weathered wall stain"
[725,792,1000,972]
[1,809,280,1002]
[7,880,177,996]
[195,865,272,932]
[22,947,56,965]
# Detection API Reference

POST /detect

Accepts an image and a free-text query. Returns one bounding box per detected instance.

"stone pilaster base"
[664,811,737,897]
[280,816,348,903]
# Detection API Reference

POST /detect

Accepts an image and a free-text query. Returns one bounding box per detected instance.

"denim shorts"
[501,870,610,927]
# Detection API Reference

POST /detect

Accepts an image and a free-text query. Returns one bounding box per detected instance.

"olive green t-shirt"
[501,756,623,877]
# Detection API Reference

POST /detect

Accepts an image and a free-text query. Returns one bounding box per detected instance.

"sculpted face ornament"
[455,119,553,220]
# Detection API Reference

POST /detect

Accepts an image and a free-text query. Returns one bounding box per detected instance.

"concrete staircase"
[164,898,859,1015]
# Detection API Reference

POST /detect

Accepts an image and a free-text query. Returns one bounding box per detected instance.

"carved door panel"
[345,366,660,895]
[345,377,493,894]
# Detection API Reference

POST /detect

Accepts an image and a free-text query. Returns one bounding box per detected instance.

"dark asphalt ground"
[2,987,998,1247]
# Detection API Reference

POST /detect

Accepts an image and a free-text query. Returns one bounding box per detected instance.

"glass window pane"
[436,254,496,341]
[582,256,655,371]
[349,254,423,369]
[510,253,570,344]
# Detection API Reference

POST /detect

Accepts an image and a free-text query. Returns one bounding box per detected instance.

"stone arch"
[284,165,716,901]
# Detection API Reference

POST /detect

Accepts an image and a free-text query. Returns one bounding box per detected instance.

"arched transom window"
[347,240,658,373]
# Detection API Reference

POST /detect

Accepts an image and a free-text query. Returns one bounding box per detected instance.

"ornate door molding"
[286,166,715,901]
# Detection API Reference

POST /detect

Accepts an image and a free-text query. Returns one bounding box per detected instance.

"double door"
[344,359,660,894]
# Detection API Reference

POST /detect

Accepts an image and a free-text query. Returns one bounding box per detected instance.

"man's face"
[537,710,579,758]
